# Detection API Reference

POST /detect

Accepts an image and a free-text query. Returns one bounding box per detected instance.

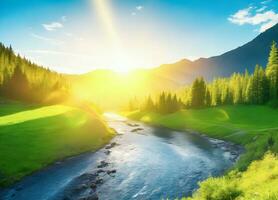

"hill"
[154,23,278,84]
[0,101,114,186]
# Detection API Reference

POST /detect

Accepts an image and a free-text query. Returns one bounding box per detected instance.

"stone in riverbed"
[78,193,98,200]
[104,150,111,155]
[131,128,144,132]
[95,178,103,185]
[126,122,140,127]
[107,169,116,175]
[105,142,118,149]
[90,183,97,190]
[97,169,106,174]
[97,161,109,168]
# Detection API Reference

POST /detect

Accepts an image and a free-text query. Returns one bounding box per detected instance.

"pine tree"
[205,88,211,106]
[0,65,30,101]
[143,95,155,112]
[191,77,206,108]
[266,41,278,100]
[259,66,269,103]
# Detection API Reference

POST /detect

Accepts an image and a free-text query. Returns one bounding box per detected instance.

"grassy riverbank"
[0,101,115,186]
[128,105,278,199]
[184,152,278,200]
[127,105,278,170]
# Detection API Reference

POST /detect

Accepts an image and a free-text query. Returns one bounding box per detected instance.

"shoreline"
[129,118,245,164]
[1,114,243,200]
[0,133,116,189]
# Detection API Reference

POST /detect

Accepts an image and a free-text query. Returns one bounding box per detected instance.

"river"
[0,113,241,200]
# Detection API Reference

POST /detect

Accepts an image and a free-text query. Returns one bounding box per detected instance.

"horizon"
[1,0,278,74]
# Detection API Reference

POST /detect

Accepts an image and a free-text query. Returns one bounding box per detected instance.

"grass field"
[128,105,278,170]
[0,102,115,186]
[184,152,278,200]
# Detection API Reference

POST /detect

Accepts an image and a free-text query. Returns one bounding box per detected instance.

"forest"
[135,42,278,113]
[0,43,68,103]
[2,41,278,112]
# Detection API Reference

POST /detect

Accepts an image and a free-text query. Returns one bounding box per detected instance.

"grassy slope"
[0,102,115,186]
[184,153,278,200]
[127,105,278,170]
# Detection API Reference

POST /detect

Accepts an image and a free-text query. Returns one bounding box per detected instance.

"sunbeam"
[92,0,131,73]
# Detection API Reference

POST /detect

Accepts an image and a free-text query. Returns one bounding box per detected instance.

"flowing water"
[0,113,241,200]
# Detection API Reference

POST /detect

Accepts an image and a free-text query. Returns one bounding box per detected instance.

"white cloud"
[260,19,278,32]
[136,6,143,11]
[261,0,272,5]
[228,6,278,32]
[42,22,63,31]
[256,6,267,13]
[30,33,63,45]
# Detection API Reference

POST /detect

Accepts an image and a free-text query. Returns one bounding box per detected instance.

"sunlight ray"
[91,0,130,73]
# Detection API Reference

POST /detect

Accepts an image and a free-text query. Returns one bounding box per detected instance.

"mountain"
[152,59,193,84]
[154,23,278,84]
[72,23,278,109]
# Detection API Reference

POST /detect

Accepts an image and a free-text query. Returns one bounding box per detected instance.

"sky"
[0,0,278,74]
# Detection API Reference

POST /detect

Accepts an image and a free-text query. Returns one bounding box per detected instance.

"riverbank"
[127,106,278,199]
[0,113,238,200]
[127,105,278,170]
[0,102,115,187]
[184,152,278,200]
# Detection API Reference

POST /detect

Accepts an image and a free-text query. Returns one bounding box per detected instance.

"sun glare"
[92,0,131,73]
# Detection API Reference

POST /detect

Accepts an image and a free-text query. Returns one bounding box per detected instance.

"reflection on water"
[0,113,239,200]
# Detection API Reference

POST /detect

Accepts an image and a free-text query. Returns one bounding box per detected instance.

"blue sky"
[0,0,278,73]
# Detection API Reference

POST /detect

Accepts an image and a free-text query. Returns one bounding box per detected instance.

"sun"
[114,65,132,75]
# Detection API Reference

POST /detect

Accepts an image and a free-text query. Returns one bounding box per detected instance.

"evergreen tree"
[143,95,155,112]
[0,65,30,101]
[266,41,278,100]
[157,92,167,113]
[205,88,211,106]
[191,77,206,108]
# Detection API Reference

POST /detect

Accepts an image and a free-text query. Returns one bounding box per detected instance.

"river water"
[0,113,241,200]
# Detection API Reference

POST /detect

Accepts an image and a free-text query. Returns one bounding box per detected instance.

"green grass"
[184,152,278,200]
[0,102,115,186]
[127,105,278,170]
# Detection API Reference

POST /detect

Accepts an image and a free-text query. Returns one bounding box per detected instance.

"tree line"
[128,92,183,114]
[0,43,69,103]
[134,41,278,113]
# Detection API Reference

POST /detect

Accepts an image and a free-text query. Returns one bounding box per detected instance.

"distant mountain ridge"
[154,23,278,84]
[72,23,278,109]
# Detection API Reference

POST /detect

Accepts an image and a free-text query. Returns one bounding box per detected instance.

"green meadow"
[128,105,278,170]
[0,102,115,186]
